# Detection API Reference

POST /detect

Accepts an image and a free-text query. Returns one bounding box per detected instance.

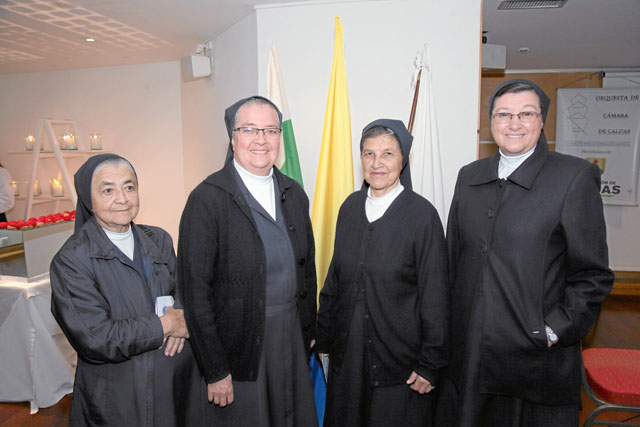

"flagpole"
[408,44,447,224]
[407,68,422,134]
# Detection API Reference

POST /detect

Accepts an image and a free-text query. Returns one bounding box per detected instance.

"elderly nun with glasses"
[178,96,318,426]
[315,119,449,427]
[434,79,614,426]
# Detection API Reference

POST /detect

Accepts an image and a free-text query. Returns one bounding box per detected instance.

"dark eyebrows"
[237,121,279,128]
[98,178,136,188]
[522,104,540,111]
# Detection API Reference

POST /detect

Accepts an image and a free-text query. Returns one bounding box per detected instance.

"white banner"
[556,88,640,206]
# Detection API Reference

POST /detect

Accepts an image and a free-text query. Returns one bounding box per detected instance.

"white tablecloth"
[0,275,76,413]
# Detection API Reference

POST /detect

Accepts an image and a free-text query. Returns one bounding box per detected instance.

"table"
[0,275,75,413]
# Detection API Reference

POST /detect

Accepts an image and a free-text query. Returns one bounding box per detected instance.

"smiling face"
[491,90,543,157]
[231,102,281,176]
[91,163,139,233]
[361,134,403,197]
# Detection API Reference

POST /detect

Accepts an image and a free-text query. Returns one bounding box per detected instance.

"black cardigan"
[177,163,317,384]
[316,189,449,386]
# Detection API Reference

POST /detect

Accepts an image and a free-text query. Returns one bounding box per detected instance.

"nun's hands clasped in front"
[85,155,190,351]
[315,119,448,427]
[50,154,205,426]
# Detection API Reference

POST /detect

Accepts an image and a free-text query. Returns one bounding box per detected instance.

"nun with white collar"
[315,119,449,427]
[178,96,318,426]
[50,153,205,426]
[435,79,613,426]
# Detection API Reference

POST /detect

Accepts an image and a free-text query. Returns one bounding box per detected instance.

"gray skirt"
[206,301,318,427]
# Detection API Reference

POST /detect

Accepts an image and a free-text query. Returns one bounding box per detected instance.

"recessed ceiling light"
[518,47,530,54]
[85,37,96,42]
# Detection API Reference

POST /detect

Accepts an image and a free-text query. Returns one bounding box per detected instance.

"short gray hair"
[92,157,137,184]
[360,126,400,152]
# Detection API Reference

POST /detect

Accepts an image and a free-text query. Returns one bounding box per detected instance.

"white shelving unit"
[10,119,104,220]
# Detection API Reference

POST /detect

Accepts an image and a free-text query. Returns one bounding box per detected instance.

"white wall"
[0,62,184,242]
[181,12,259,195]
[3,2,634,270]
[1,0,483,251]
[255,0,481,208]
[182,0,481,216]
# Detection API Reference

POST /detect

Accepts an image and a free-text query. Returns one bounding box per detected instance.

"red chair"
[582,348,640,426]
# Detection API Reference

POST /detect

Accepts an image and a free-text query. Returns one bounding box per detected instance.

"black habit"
[316,188,449,427]
[435,80,614,426]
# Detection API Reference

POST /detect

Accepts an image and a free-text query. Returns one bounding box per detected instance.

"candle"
[25,134,35,150]
[26,180,41,196]
[49,179,64,197]
[58,135,68,150]
[11,180,20,196]
[33,179,41,196]
[63,133,77,150]
[89,133,102,150]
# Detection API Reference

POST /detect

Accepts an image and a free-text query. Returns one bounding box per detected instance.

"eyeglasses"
[492,111,541,124]
[233,127,282,138]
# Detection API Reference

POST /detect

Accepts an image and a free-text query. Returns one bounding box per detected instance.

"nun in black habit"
[50,154,206,426]
[315,119,449,427]
[434,79,613,426]
[178,96,318,426]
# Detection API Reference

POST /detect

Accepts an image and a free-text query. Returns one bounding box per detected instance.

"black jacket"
[316,189,449,386]
[177,163,317,384]
[50,218,185,426]
[446,139,614,404]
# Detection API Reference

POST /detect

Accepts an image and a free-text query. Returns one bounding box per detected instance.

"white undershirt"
[104,225,134,260]
[233,160,276,220]
[365,183,404,223]
[498,147,536,179]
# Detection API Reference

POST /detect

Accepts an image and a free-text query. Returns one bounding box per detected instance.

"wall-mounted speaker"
[181,55,211,80]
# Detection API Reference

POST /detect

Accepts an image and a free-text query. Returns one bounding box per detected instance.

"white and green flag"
[267,45,304,188]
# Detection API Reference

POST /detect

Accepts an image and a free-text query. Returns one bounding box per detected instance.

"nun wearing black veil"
[50,154,205,426]
[177,96,318,426]
[434,79,613,426]
[315,119,449,427]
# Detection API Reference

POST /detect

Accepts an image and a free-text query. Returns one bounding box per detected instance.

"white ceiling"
[0,0,303,74]
[482,0,640,70]
[0,0,639,75]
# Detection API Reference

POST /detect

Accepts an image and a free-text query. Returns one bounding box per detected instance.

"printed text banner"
[556,88,640,206]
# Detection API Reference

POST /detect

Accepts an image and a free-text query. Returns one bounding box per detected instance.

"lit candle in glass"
[49,178,64,197]
[89,133,102,150]
[58,135,68,150]
[63,133,77,150]
[33,179,41,196]
[25,134,35,150]
[11,180,20,196]
[26,180,41,196]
